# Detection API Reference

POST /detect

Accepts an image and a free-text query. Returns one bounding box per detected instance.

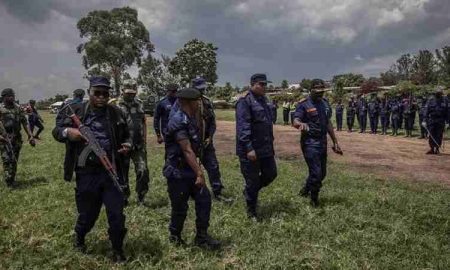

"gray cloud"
[0,0,449,101]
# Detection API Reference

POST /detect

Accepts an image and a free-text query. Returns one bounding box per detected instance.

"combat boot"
[213,190,233,203]
[73,234,87,253]
[310,192,320,208]
[111,249,126,263]
[194,230,221,250]
[246,204,258,220]
[169,233,186,246]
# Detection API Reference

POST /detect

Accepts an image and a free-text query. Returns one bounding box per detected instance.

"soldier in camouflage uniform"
[116,83,150,204]
[0,88,36,187]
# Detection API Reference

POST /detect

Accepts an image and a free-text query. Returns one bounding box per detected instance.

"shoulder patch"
[306,107,317,113]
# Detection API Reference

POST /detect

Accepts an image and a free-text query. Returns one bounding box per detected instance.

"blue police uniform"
[153,96,177,139]
[346,99,356,132]
[379,100,390,135]
[402,98,415,136]
[170,98,225,195]
[368,99,379,134]
[163,109,212,236]
[390,99,401,136]
[294,96,331,198]
[418,98,427,138]
[335,103,344,131]
[236,90,277,213]
[424,95,449,153]
[357,97,368,133]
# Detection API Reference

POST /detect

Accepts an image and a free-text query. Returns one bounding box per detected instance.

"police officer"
[357,94,368,133]
[390,97,401,136]
[289,99,297,125]
[368,96,379,134]
[271,100,278,124]
[293,79,342,207]
[0,88,36,188]
[236,74,277,219]
[282,100,291,125]
[27,99,44,139]
[417,96,427,139]
[117,82,150,204]
[346,96,357,132]
[154,84,178,144]
[423,88,449,154]
[52,76,132,262]
[402,94,415,137]
[379,95,390,135]
[335,100,344,131]
[163,87,220,249]
[171,77,231,202]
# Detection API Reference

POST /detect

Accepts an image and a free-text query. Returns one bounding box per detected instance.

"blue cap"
[250,73,271,84]
[176,88,201,100]
[192,77,207,90]
[89,76,111,89]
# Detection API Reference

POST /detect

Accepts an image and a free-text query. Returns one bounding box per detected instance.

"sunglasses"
[92,90,110,98]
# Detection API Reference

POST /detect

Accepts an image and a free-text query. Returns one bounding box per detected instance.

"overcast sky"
[1,0,450,101]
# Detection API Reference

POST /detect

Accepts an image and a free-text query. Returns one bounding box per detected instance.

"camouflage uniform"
[117,96,150,201]
[0,103,28,185]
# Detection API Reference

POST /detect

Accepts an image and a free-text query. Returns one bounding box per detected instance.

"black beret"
[166,83,179,92]
[176,88,201,100]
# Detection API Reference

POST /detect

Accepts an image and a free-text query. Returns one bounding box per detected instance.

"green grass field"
[0,111,449,269]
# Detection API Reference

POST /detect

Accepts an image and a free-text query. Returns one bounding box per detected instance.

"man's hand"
[204,137,212,148]
[118,143,131,155]
[421,122,427,128]
[332,143,343,155]
[246,150,257,162]
[29,137,36,147]
[66,128,85,142]
[157,135,164,144]
[195,173,206,188]
[293,120,309,131]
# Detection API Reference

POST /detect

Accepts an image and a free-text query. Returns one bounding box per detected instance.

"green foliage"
[138,55,180,98]
[281,80,289,89]
[394,54,413,81]
[332,73,365,87]
[332,78,346,101]
[300,78,313,91]
[169,39,218,87]
[76,7,154,94]
[214,82,234,101]
[379,69,399,86]
[435,46,450,86]
[35,94,69,110]
[411,50,437,85]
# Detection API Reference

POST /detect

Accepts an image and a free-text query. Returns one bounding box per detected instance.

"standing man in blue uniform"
[236,74,277,219]
[357,94,368,133]
[379,95,390,135]
[293,79,342,207]
[390,97,401,136]
[163,87,220,249]
[402,94,415,137]
[335,100,344,131]
[423,88,449,154]
[417,96,427,139]
[153,84,178,144]
[52,76,132,262]
[368,96,379,134]
[346,96,357,132]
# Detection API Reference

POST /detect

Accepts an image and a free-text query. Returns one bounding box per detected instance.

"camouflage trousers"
[0,140,22,184]
[123,146,150,199]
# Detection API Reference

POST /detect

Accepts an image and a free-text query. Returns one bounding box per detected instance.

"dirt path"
[213,120,450,185]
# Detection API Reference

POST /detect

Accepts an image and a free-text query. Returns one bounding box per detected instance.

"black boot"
[111,249,126,263]
[74,234,87,253]
[169,233,186,246]
[194,230,221,250]
[246,204,258,220]
[299,187,309,198]
[310,192,320,208]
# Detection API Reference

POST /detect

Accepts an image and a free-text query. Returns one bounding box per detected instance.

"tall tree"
[435,46,450,85]
[411,50,436,85]
[169,39,218,87]
[281,80,289,89]
[395,54,413,81]
[300,78,312,91]
[138,54,180,98]
[332,73,365,87]
[76,7,154,94]
[360,77,381,94]
[380,65,400,86]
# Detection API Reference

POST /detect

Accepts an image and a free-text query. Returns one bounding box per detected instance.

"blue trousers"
[404,115,414,131]
[28,120,44,136]
[429,123,445,149]
[75,171,126,250]
[369,114,379,133]
[359,114,367,132]
[239,156,277,207]
[166,168,211,235]
[201,144,224,194]
[336,113,343,130]
[380,115,388,134]
[347,115,355,131]
[391,116,400,135]
[302,145,327,194]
